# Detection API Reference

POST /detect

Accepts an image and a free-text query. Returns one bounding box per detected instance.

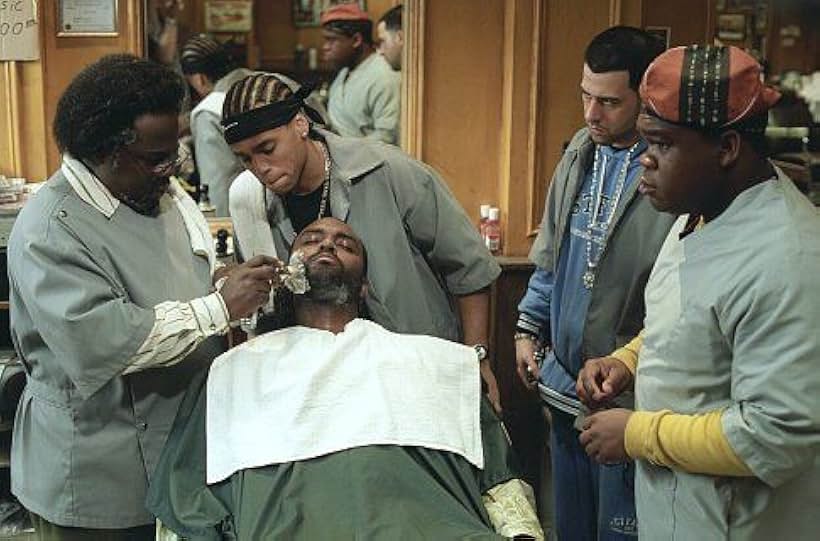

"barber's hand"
[579,408,632,464]
[212,263,236,285]
[515,337,540,389]
[480,359,502,415]
[218,255,282,320]
[576,357,633,409]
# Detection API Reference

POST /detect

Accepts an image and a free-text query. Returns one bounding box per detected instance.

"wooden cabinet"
[489,257,546,491]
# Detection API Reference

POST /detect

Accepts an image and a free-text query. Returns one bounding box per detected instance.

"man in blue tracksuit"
[514,27,673,540]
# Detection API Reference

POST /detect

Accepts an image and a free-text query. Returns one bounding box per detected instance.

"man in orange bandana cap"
[321,2,400,144]
[576,45,820,539]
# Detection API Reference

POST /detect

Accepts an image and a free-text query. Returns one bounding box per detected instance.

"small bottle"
[294,43,306,70]
[485,207,502,254]
[478,204,490,239]
[198,185,215,213]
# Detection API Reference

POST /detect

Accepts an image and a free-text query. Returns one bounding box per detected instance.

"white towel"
[228,170,276,260]
[206,319,483,484]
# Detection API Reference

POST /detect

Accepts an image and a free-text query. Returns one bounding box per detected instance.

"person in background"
[147,0,186,69]
[182,34,253,216]
[514,27,670,540]
[321,2,401,144]
[578,44,820,540]
[223,72,503,412]
[8,54,277,540]
[377,4,403,72]
[147,217,544,540]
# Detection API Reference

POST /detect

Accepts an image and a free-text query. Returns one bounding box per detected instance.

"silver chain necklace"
[582,141,640,289]
[316,140,332,220]
[287,140,331,243]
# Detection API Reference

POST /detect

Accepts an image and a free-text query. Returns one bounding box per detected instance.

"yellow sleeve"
[610,331,644,375]
[624,409,752,476]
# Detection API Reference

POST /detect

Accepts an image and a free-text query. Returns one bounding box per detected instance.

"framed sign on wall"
[58,0,118,37]
[205,0,253,33]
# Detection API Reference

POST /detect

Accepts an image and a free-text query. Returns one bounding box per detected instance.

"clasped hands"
[576,356,635,465]
[515,341,634,463]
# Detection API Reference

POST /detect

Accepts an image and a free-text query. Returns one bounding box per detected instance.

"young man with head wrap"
[321,3,401,144]
[577,45,820,539]
[8,54,279,539]
[223,72,503,412]
[147,217,544,540]
[181,36,328,217]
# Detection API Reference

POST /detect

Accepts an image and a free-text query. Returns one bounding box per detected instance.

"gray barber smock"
[8,173,224,528]
[635,171,820,539]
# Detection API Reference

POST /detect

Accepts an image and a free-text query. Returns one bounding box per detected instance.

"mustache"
[307,249,342,266]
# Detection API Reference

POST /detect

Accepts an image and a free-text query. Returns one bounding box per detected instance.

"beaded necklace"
[582,141,640,289]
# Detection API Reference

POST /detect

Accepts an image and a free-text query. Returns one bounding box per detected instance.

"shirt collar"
[318,128,385,181]
[60,154,120,218]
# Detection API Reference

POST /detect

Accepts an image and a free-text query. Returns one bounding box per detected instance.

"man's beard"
[118,179,171,216]
[305,263,362,306]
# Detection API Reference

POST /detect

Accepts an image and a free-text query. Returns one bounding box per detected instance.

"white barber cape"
[206,319,483,484]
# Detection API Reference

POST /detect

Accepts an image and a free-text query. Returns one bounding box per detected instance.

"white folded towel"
[206,319,483,484]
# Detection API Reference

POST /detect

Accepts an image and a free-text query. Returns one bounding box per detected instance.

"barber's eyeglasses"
[122,145,190,177]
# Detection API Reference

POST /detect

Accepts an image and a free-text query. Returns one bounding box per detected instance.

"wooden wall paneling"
[641,0,713,47]
[0,64,11,176]
[1,8,47,181]
[8,61,47,181]
[531,0,612,239]
[497,0,540,256]
[420,0,505,227]
[620,0,643,27]
[401,0,424,158]
[40,0,145,173]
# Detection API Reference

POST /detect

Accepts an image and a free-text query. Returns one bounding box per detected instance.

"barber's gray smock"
[635,171,820,539]
[229,129,499,342]
[8,172,224,528]
[328,53,400,144]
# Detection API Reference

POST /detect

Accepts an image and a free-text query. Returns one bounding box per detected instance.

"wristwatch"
[473,344,489,362]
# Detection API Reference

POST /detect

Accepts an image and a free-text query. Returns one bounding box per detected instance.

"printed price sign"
[0,0,39,61]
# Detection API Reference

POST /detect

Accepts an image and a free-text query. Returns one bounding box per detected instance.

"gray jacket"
[9,173,223,528]
[529,128,675,358]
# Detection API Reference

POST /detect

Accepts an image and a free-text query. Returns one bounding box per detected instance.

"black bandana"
[221,84,321,144]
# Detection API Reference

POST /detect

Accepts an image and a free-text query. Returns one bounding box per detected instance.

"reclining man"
[147,217,544,540]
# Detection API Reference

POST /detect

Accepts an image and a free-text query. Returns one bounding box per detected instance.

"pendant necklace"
[316,140,332,221]
[288,140,332,243]
[582,141,639,289]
